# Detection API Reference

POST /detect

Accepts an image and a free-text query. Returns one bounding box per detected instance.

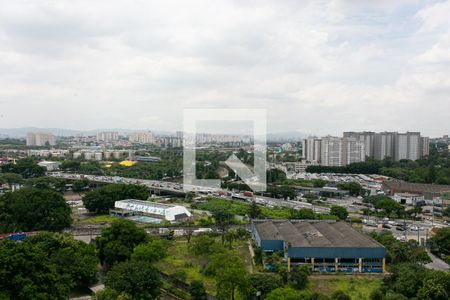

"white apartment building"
[26,132,56,146]
[347,131,429,161]
[301,138,321,163]
[343,132,374,158]
[342,137,366,165]
[96,131,119,142]
[320,136,343,166]
[129,131,154,144]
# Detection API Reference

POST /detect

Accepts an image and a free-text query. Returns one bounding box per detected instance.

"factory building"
[252,220,386,273]
[111,199,192,222]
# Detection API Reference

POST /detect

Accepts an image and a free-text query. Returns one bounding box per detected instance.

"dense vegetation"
[82,183,149,214]
[0,232,98,300]
[307,144,450,184]
[94,219,168,299]
[1,157,45,178]
[0,188,71,233]
[192,197,338,221]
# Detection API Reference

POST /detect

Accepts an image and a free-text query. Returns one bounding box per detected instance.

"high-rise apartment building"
[343,132,374,158]
[301,137,321,163]
[129,131,154,144]
[96,131,119,142]
[421,137,430,157]
[320,136,343,166]
[374,132,395,160]
[342,137,366,165]
[26,132,56,146]
[348,131,429,161]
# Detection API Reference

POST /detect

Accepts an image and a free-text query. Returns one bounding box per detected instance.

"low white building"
[37,161,60,171]
[393,193,425,206]
[113,199,192,222]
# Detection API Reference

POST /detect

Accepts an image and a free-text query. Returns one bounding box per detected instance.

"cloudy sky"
[0,0,449,136]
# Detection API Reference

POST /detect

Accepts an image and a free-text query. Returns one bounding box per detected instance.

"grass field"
[77,214,118,224]
[154,237,254,296]
[307,274,383,299]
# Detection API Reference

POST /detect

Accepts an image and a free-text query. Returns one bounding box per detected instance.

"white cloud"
[0,0,449,136]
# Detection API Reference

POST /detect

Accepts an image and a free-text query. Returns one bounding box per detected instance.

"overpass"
[48,172,330,214]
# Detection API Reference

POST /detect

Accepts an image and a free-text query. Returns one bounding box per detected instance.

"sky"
[0,0,449,137]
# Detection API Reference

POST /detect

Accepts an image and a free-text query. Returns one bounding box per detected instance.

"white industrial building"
[37,161,60,171]
[113,199,192,222]
[393,193,425,206]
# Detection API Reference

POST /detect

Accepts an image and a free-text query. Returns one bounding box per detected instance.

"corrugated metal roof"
[254,220,382,248]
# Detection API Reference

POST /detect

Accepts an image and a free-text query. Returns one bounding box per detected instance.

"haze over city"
[0,0,450,136]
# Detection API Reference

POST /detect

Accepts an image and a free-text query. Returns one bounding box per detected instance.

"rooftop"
[254,220,383,248]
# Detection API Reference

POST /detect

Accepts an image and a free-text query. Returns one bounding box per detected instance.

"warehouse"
[252,220,386,273]
[111,199,192,222]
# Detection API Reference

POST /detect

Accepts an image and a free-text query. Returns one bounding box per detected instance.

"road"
[425,250,450,272]
[49,172,331,214]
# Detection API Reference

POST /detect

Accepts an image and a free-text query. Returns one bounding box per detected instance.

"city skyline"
[0,1,450,136]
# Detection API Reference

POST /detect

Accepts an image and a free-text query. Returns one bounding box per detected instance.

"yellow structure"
[119,160,137,167]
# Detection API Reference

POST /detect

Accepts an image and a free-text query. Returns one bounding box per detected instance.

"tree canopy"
[95,218,148,265]
[0,232,98,300]
[82,183,149,214]
[0,188,71,233]
[104,261,161,300]
[1,158,45,179]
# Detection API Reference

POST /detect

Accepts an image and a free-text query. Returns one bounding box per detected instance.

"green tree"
[189,234,221,256]
[1,158,45,179]
[373,197,404,217]
[0,240,70,300]
[337,182,364,196]
[206,253,249,300]
[93,288,132,300]
[131,238,168,263]
[0,232,98,300]
[290,265,311,290]
[61,160,81,172]
[330,206,348,220]
[0,173,24,186]
[383,263,426,298]
[105,261,161,300]
[290,208,316,220]
[95,219,148,265]
[83,183,149,214]
[266,287,306,300]
[430,227,450,256]
[30,232,98,288]
[246,273,282,298]
[211,207,233,244]
[442,207,450,217]
[331,290,351,300]
[419,270,450,300]
[72,178,90,193]
[189,280,207,300]
[248,201,262,219]
[0,188,71,233]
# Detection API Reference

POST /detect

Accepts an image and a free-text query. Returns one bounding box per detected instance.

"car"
[396,226,407,231]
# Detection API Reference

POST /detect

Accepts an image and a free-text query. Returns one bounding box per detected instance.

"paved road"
[50,172,330,213]
[425,250,450,272]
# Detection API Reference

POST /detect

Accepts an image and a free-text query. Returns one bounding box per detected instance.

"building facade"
[129,131,154,144]
[26,132,56,146]
[252,220,386,273]
[96,131,119,142]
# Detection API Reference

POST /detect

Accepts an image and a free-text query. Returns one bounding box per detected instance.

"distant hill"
[267,131,309,142]
[0,127,174,138]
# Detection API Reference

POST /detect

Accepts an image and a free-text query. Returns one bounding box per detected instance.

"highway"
[49,172,331,214]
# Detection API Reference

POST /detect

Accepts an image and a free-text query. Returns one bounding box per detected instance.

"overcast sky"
[0,0,449,137]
